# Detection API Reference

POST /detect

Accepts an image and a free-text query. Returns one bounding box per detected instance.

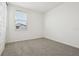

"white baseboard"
[45,36,79,49]
[6,36,79,50]
[6,37,44,43]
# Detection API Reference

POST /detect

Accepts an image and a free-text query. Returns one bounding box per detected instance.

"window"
[15,10,27,30]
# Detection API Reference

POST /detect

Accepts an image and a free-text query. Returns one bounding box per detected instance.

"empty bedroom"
[0,2,79,56]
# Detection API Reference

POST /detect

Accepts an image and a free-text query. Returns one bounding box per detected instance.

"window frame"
[15,10,28,31]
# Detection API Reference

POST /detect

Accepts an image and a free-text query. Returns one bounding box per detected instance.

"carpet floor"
[2,38,79,56]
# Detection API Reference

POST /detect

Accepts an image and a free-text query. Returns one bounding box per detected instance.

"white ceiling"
[8,2,63,13]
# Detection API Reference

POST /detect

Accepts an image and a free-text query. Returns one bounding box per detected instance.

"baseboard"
[45,37,79,49]
[6,37,44,44]
[6,36,79,49]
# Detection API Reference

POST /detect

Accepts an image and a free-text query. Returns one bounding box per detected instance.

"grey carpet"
[2,38,79,56]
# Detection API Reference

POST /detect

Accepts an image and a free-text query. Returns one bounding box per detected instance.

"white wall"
[0,3,7,55]
[7,4,44,43]
[7,3,79,48]
[44,2,79,48]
